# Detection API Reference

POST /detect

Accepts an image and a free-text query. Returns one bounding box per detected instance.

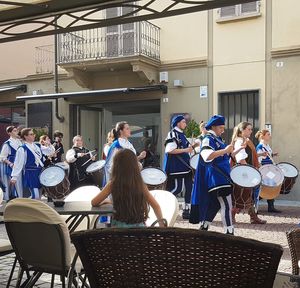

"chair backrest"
[286,228,300,275]
[71,228,283,288]
[4,198,72,274]
[64,185,100,202]
[145,190,179,227]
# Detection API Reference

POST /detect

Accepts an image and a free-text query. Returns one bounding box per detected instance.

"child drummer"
[255,129,281,213]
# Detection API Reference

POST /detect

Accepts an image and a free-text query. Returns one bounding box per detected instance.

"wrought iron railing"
[57,21,160,64]
[35,45,54,74]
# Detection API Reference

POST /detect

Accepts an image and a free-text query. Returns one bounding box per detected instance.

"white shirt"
[0,137,22,162]
[66,146,86,163]
[234,137,248,163]
[103,144,111,158]
[200,130,215,163]
[11,142,43,181]
[165,127,183,153]
[41,144,55,156]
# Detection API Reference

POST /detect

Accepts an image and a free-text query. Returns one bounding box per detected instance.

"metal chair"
[0,238,17,288]
[4,198,85,288]
[286,228,300,275]
[71,227,283,288]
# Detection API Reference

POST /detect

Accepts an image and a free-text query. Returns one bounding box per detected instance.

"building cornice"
[160,58,208,71]
[271,46,300,58]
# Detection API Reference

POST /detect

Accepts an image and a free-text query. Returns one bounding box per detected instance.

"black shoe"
[182,209,190,220]
[199,223,209,231]
[268,207,282,213]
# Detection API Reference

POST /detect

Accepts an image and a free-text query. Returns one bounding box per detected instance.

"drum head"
[259,164,284,187]
[86,160,106,173]
[141,168,167,186]
[230,165,261,188]
[40,166,65,187]
[277,162,299,178]
[55,162,69,171]
[190,154,199,170]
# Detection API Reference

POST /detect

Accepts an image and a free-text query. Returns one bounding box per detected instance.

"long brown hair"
[231,121,252,143]
[113,121,128,140]
[110,149,148,224]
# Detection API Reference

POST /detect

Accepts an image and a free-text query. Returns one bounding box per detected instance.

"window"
[219,1,260,19]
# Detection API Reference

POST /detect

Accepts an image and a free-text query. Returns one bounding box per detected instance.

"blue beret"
[205,115,225,129]
[172,115,185,128]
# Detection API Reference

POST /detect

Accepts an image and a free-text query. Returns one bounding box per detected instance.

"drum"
[190,154,199,170]
[55,161,70,176]
[230,165,261,210]
[141,167,167,190]
[259,164,284,200]
[277,162,299,194]
[39,166,70,200]
[86,160,106,187]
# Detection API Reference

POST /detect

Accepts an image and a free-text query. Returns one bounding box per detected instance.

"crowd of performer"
[0,115,296,232]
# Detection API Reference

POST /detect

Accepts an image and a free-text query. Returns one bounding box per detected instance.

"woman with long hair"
[104,121,146,185]
[231,122,268,224]
[255,129,281,213]
[92,149,164,227]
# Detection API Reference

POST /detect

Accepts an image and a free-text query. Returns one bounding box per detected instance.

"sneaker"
[182,209,190,220]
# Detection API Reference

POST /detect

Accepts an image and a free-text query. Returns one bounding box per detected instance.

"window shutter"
[241,1,258,14]
[220,5,236,17]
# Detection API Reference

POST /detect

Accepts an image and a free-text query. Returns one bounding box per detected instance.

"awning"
[16,85,167,100]
[0,84,27,93]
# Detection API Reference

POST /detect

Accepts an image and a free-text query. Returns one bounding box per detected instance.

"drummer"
[66,135,96,190]
[11,128,45,199]
[52,130,64,163]
[0,126,23,199]
[194,121,208,154]
[104,121,146,185]
[189,115,235,234]
[231,122,268,224]
[255,129,281,213]
[164,115,193,220]
[40,135,56,167]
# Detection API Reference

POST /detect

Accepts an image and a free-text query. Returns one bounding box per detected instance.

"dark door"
[219,90,259,144]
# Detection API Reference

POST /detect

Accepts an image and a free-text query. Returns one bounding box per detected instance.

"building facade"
[0,0,299,200]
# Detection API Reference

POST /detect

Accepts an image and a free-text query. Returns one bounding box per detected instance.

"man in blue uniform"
[164,115,193,219]
[189,115,235,234]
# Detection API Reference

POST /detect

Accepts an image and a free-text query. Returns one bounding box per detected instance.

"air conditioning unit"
[174,80,184,87]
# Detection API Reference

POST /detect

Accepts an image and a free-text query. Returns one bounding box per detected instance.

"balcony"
[57,21,160,66]
[35,45,54,74]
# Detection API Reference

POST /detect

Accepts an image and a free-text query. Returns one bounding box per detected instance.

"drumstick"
[81,153,98,167]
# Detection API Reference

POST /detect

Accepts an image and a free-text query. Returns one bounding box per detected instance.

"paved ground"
[0,200,299,287]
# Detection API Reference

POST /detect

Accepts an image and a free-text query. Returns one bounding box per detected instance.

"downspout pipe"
[54,25,64,123]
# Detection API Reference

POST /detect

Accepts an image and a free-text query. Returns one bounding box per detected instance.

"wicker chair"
[286,228,300,275]
[71,228,283,288]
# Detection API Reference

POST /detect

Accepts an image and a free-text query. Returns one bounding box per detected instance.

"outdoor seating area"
[0,195,299,287]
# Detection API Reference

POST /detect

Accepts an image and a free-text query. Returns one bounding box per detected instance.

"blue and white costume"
[103,138,136,186]
[256,143,273,165]
[11,142,44,199]
[0,137,23,199]
[164,116,192,210]
[190,115,233,234]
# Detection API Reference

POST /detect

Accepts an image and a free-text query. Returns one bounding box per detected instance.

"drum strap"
[198,153,233,185]
[175,154,193,172]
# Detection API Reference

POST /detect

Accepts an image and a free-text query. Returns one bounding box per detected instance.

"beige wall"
[0,36,52,81]
[272,0,300,49]
[152,11,208,63]
[161,66,208,141]
[271,56,300,200]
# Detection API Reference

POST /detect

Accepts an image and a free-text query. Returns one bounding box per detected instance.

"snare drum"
[259,164,284,199]
[141,167,167,190]
[190,154,199,170]
[277,162,299,194]
[230,165,261,210]
[55,161,70,176]
[86,160,106,187]
[39,166,70,200]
